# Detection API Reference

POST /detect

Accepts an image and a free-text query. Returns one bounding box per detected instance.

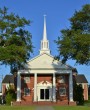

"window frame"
[24,88,30,96]
[59,87,66,96]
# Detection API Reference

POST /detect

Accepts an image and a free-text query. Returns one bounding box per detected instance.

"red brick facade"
[21,74,34,102]
[2,84,6,95]
[20,74,69,102]
[83,84,88,100]
[56,74,69,101]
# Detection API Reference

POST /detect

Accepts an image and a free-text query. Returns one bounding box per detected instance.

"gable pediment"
[27,53,72,70]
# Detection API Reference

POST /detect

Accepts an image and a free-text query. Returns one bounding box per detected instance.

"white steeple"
[43,15,47,40]
[40,15,50,55]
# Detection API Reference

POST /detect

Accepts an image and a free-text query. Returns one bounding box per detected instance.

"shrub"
[5,85,16,105]
[73,84,84,105]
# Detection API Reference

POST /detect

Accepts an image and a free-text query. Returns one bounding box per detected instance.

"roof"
[2,75,14,84]
[75,74,88,83]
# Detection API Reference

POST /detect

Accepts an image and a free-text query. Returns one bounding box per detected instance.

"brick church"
[16,16,75,104]
[2,16,88,105]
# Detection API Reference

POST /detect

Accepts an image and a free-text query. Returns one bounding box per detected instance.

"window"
[59,87,66,96]
[24,88,30,96]
[24,77,30,83]
[58,76,65,83]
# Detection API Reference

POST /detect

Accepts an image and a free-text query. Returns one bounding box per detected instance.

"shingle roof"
[75,74,88,83]
[2,75,14,84]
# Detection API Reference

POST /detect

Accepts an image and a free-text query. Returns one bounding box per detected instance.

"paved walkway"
[35,106,54,110]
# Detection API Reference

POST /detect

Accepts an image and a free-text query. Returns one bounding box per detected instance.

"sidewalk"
[35,106,54,110]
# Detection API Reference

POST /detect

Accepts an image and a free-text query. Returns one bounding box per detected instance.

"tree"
[73,84,84,105]
[0,7,33,73]
[55,4,90,65]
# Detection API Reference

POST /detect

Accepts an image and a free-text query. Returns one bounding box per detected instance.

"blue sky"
[0,0,90,84]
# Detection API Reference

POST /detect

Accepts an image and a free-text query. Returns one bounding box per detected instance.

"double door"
[40,89,49,100]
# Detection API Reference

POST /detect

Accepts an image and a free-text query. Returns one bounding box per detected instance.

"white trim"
[69,72,73,102]
[18,69,72,75]
[52,73,56,102]
[37,81,52,87]
[34,73,37,102]
[17,71,21,101]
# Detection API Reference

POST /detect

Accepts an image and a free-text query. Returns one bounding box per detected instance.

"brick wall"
[21,74,34,102]
[21,74,69,102]
[83,84,88,100]
[2,84,6,95]
[56,74,69,101]
[37,74,52,83]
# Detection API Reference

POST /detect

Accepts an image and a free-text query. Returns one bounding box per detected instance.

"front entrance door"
[37,81,52,101]
[40,89,49,100]
[45,89,49,99]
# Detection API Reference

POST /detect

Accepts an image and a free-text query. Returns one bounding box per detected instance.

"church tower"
[40,15,50,55]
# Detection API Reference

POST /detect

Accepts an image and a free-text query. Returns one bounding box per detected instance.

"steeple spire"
[43,15,47,40]
[40,15,50,55]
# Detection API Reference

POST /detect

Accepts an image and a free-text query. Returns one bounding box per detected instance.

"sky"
[0,0,90,84]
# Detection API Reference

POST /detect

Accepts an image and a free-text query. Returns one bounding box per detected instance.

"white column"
[69,72,73,102]
[34,73,37,102]
[17,71,21,101]
[52,73,56,102]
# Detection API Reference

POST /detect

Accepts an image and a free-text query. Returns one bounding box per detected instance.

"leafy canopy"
[0,7,33,73]
[55,4,90,65]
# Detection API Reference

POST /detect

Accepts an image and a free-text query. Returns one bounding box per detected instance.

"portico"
[17,69,73,103]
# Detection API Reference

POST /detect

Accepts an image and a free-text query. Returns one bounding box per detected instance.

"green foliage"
[55,4,90,65]
[84,95,90,106]
[0,7,33,73]
[5,85,16,105]
[73,84,84,105]
[5,92,13,105]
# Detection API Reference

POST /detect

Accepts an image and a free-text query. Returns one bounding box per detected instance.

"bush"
[73,84,84,105]
[5,86,16,105]
[5,93,13,105]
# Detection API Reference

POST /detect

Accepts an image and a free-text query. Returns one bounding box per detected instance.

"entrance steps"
[12,100,76,106]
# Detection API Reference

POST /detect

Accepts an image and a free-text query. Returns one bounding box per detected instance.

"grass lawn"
[54,106,90,110]
[0,105,90,110]
[84,95,90,106]
[0,105,34,110]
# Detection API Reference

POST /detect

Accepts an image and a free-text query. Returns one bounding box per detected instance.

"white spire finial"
[40,15,50,55]
[43,15,47,40]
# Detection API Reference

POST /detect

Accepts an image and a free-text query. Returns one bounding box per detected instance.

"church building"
[16,16,76,105]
